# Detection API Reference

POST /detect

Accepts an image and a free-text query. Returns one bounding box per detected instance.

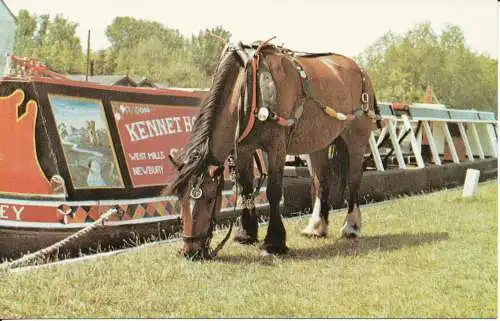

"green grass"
[0,181,497,318]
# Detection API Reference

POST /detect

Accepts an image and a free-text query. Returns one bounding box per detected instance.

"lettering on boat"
[132,165,164,176]
[124,116,196,142]
[111,101,200,187]
[128,151,166,161]
[0,204,24,220]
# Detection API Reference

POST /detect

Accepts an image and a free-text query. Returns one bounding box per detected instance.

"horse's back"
[298,53,361,83]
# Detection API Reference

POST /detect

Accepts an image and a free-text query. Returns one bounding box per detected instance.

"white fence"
[366,103,497,171]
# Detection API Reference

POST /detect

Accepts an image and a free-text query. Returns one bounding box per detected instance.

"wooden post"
[462,168,480,197]
[458,123,475,161]
[469,123,485,160]
[420,120,441,166]
[402,114,426,168]
[369,132,384,171]
[441,122,460,163]
[387,120,406,169]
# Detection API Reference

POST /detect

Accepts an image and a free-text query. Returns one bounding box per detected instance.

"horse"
[166,40,379,259]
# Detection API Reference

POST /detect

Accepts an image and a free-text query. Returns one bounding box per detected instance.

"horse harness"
[229,39,378,144]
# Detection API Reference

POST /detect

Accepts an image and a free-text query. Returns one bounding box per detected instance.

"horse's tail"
[328,137,349,208]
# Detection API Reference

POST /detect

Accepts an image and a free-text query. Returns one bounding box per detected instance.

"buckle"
[361,92,369,104]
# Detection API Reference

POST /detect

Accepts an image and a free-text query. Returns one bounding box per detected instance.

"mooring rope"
[0,208,118,271]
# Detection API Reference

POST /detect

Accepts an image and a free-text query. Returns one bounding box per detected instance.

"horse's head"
[177,163,225,260]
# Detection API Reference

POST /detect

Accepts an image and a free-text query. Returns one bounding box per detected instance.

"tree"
[38,15,85,73]
[105,17,185,75]
[14,10,85,73]
[356,22,497,112]
[90,49,116,75]
[15,11,233,88]
[191,26,231,76]
[14,9,37,57]
[100,17,231,88]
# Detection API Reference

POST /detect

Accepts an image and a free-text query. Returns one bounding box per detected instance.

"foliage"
[0,181,497,318]
[95,17,230,87]
[14,13,496,109]
[14,12,230,88]
[356,22,497,112]
[14,10,84,73]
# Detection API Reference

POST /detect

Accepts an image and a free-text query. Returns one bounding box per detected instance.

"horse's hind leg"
[233,150,258,245]
[301,148,330,237]
[340,139,366,239]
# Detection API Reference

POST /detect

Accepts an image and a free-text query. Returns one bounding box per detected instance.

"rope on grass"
[0,208,118,271]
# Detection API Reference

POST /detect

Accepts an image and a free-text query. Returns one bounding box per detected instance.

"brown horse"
[167,40,378,259]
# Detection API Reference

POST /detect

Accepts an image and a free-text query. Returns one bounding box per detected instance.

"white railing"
[367,103,497,171]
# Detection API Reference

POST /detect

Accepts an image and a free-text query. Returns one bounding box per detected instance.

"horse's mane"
[167,52,239,196]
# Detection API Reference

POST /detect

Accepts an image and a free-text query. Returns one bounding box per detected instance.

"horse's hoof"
[341,225,361,239]
[233,235,258,245]
[260,244,289,255]
[301,218,328,238]
[259,250,276,264]
[260,250,273,258]
[301,228,327,238]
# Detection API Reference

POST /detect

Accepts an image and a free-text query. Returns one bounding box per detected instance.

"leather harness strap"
[289,55,376,122]
[237,40,379,144]
[237,37,276,143]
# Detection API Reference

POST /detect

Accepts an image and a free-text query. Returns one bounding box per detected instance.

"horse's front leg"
[261,149,288,255]
[233,150,258,245]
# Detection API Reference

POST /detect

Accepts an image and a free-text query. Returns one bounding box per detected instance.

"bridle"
[182,163,235,259]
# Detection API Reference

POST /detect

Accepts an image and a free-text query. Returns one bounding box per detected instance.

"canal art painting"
[0,89,53,195]
[48,94,124,189]
[111,101,199,187]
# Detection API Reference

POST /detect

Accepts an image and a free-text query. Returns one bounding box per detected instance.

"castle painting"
[48,94,124,189]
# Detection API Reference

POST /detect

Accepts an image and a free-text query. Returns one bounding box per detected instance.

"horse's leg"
[261,150,288,255]
[340,139,366,239]
[233,150,258,245]
[301,147,330,237]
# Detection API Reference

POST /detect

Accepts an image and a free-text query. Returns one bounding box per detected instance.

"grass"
[0,181,497,318]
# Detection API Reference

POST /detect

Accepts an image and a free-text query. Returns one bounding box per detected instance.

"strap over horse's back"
[257,43,375,121]
[233,40,379,143]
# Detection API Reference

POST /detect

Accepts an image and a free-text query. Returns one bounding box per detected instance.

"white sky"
[4,0,499,59]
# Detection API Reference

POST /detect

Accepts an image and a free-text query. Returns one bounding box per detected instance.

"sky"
[3,0,499,59]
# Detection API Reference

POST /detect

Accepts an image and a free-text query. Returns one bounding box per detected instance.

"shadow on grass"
[216,232,449,264]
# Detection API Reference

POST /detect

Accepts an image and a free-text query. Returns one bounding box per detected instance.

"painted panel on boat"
[0,89,53,195]
[110,101,199,187]
[48,94,125,189]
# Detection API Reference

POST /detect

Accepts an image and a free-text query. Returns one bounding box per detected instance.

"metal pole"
[85,30,90,81]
